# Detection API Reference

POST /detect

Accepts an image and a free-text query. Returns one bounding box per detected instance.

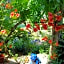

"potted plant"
[0,54,4,63]
[0,42,5,63]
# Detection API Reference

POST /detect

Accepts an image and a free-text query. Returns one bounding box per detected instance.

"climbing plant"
[0,0,64,64]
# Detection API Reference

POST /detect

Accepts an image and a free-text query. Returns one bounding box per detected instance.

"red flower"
[10,12,15,18]
[5,3,9,8]
[48,12,53,19]
[55,42,59,46]
[48,12,53,16]
[42,36,48,41]
[48,22,54,26]
[16,13,20,18]
[49,19,54,23]
[1,29,6,34]
[50,56,54,60]
[33,28,38,32]
[56,15,62,21]
[40,18,46,23]
[48,40,52,44]
[26,24,31,29]
[9,45,12,48]
[14,9,17,12]
[48,16,53,20]
[55,26,62,32]
[36,26,40,30]
[0,42,3,47]
[35,23,40,30]
[42,23,48,30]
[5,3,12,9]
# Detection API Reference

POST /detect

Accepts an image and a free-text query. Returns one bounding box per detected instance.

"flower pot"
[0,54,4,63]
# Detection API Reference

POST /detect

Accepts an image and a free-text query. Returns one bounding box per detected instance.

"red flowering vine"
[48,40,52,44]
[33,28,38,32]
[55,42,59,46]
[42,23,48,30]
[26,24,31,29]
[42,36,48,41]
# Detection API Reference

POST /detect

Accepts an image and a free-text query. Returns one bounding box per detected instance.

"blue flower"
[34,39,40,42]
[28,32,31,34]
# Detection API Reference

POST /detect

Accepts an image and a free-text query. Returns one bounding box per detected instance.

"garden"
[0,0,64,64]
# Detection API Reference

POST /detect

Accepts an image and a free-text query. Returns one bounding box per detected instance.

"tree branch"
[5,21,24,43]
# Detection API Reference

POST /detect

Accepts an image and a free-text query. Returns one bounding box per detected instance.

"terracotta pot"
[0,54,4,63]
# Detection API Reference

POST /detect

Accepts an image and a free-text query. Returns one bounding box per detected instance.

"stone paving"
[4,53,49,64]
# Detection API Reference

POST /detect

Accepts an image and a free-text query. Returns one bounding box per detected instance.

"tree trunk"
[49,27,59,56]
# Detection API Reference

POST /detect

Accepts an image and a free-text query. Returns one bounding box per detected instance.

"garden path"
[4,53,49,64]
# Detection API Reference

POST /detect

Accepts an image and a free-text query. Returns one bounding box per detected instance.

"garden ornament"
[30,53,41,64]
[24,56,29,63]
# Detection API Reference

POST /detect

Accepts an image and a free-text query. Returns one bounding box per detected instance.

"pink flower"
[16,13,20,18]
[1,29,6,34]
[10,12,14,18]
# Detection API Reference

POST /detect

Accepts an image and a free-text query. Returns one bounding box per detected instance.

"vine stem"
[5,21,24,43]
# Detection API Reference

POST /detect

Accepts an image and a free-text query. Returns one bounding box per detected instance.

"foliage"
[0,1,64,64]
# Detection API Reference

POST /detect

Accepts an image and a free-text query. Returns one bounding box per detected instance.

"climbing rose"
[42,23,48,30]
[33,28,38,32]
[48,40,52,44]
[42,36,48,41]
